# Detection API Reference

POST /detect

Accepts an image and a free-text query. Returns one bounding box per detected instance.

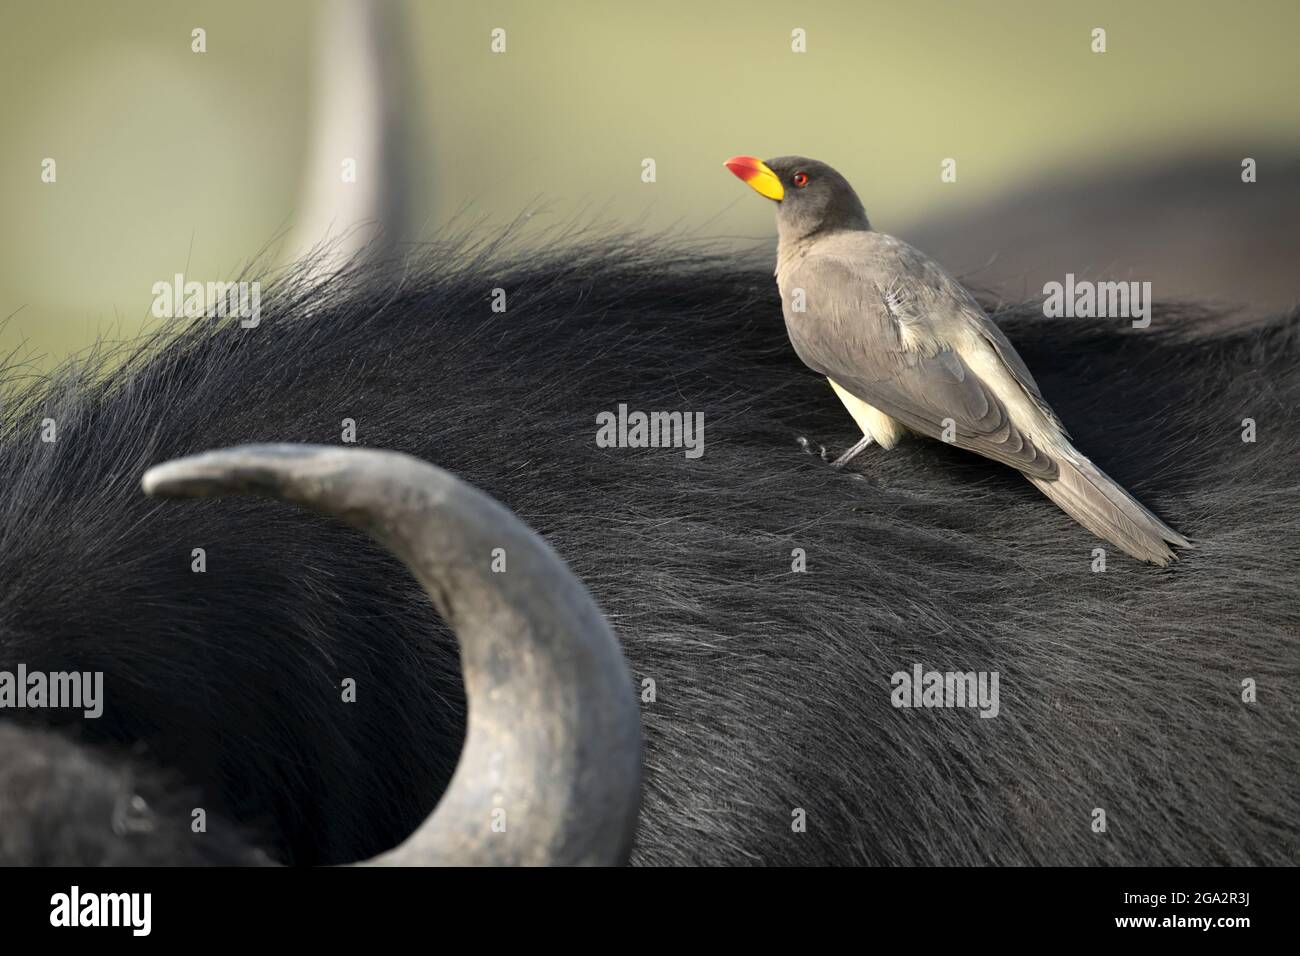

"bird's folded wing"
[973,318,1069,437]
[786,255,1059,478]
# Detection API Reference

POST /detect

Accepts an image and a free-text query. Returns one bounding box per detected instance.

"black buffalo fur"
[0,229,1296,865]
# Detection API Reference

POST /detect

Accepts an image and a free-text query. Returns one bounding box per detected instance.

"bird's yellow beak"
[724,155,784,201]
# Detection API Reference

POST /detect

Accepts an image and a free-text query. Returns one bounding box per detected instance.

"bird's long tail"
[1026,449,1191,566]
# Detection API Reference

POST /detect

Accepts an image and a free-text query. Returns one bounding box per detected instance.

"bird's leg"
[830,435,875,469]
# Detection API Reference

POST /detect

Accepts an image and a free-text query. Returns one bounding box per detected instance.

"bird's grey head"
[725,155,871,242]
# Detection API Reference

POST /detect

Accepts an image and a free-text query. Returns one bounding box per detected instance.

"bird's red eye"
[793,172,809,187]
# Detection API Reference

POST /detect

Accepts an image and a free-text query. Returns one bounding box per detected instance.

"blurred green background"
[2,0,1297,366]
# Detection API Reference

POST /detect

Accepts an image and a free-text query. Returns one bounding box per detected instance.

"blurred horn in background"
[286,0,421,274]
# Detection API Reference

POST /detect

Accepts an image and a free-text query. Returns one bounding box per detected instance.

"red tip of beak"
[724,155,765,182]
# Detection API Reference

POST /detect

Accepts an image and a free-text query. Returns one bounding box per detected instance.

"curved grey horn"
[142,444,642,866]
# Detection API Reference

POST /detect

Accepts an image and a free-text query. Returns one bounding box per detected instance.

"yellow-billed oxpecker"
[724,154,1190,565]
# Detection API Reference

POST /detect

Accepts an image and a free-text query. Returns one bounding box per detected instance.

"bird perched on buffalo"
[725,154,1190,565]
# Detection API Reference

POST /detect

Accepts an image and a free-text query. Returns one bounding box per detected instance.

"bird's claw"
[798,435,859,467]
